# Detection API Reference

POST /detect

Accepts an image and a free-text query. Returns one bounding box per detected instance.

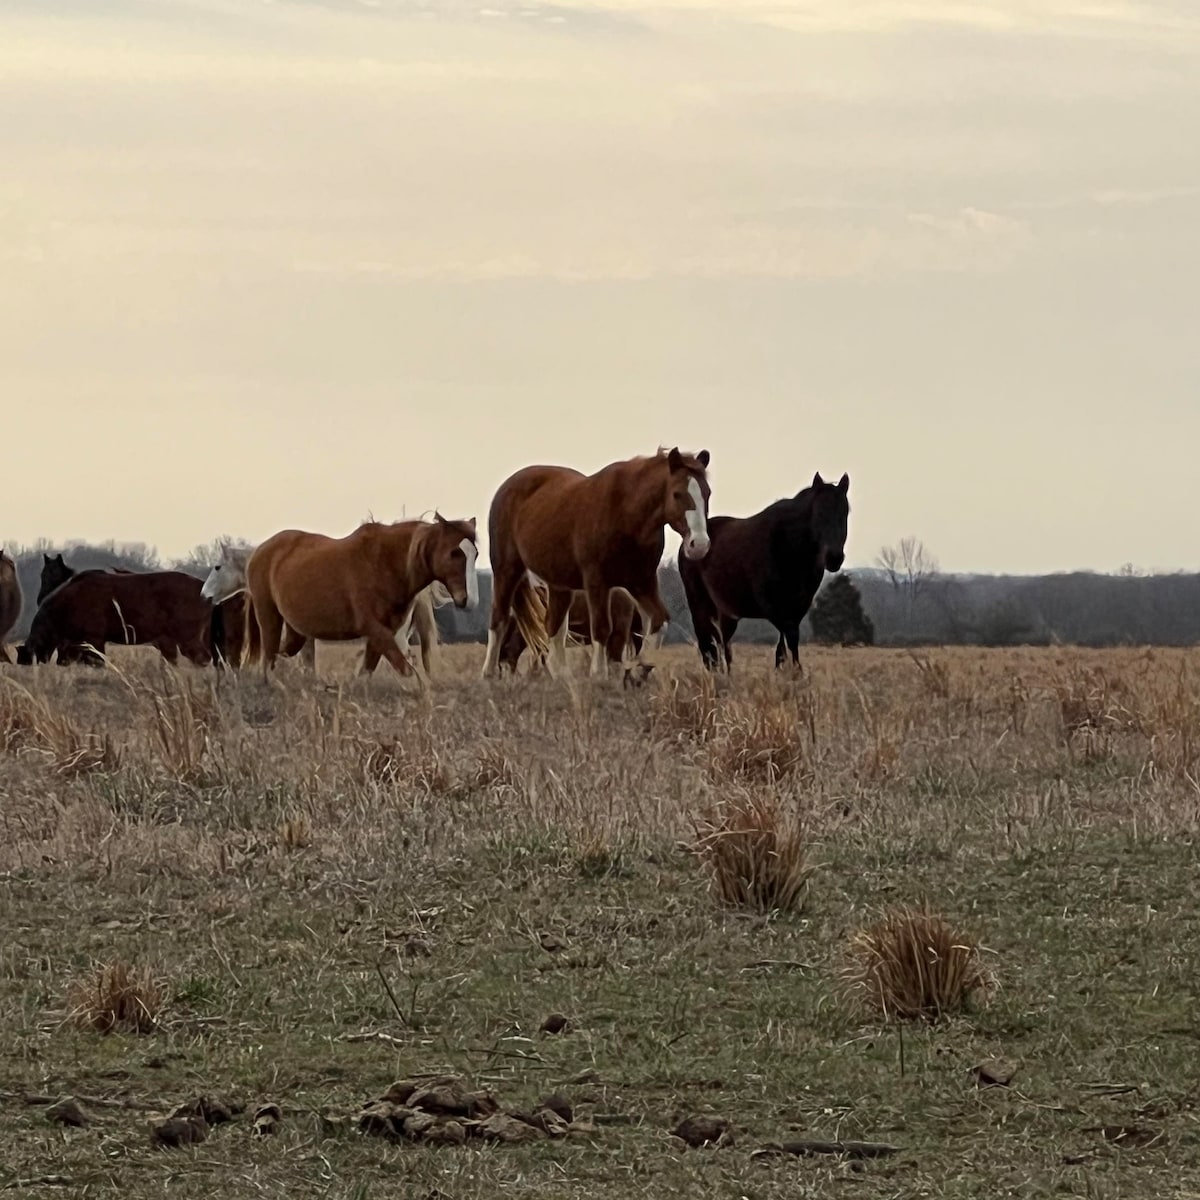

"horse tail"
[412,587,438,676]
[241,593,260,668]
[511,577,549,664]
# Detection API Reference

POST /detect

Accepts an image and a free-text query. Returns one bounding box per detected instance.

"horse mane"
[405,517,476,579]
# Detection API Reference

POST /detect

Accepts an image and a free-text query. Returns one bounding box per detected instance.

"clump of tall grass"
[839,905,995,1022]
[66,959,164,1035]
[693,793,813,914]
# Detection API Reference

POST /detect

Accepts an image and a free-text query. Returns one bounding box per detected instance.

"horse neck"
[397,526,437,594]
[617,458,670,535]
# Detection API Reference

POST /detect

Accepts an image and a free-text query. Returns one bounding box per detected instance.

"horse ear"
[812,471,824,489]
[697,449,710,468]
[667,447,684,471]
[838,473,850,493]
[433,510,446,525]
[467,517,477,534]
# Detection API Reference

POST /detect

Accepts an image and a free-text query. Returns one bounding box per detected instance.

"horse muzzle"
[683,533,711,561]
[825,550,845,572]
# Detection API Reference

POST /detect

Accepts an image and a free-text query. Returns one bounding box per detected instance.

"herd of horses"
[0,448,852,680]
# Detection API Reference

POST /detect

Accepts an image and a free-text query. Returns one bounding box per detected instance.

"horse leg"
[545,588,572,678]
[608,591,634,665]
[718,615,738,673]
[679,563,720,671]
[774,632,786,669]
[281,626,309,660]
[582,582,615,678]
[783,623,801,670]
[362,618,416,680]
[627,585,670,666]
[255,600,285,681]
[483,562,523,679]
[360,643,384,675]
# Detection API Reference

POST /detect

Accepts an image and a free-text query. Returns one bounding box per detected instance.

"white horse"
[201,542,446,675]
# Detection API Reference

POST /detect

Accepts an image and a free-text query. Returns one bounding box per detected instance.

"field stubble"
[2,643,1200,1197]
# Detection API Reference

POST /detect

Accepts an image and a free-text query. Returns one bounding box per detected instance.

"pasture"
[2,644,1199,1197]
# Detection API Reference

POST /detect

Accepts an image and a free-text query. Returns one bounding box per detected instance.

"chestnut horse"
[0,550,22,664]
[243,515,477,681]
[17,570,215,666]
[482,448,711,679]
[202,542,443,675]
[498,587,643,674]
[679,471,850,671]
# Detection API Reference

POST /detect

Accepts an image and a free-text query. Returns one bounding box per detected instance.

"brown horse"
[17,570,215,666]
[498,587,643,673]
[0,550,22,664]
[243,515,478,681]
[40,553,243,668]
[482,447,711,679]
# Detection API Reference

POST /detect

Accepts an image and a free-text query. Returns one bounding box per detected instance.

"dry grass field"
[3,642,1200,1197]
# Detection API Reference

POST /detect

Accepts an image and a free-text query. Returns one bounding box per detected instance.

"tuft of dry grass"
[66,959,164,1035]
[651,670,719,743]
[707,694,810,783]
[839,905,996,1022]
[693,792,814,913]
[0,681,119,776]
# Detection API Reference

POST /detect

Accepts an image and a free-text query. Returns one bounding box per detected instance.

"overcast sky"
[3,0,1197,573]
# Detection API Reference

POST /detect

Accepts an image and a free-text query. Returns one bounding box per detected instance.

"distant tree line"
[5,539,1200,648]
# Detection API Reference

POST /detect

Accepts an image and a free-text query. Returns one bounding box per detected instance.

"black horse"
[679,472,850,671]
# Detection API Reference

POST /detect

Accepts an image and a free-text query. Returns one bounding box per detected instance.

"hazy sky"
[3,0,1198,574]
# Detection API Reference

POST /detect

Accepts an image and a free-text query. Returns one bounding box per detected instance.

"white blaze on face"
[684,476,710,557]
[460,539,479,609]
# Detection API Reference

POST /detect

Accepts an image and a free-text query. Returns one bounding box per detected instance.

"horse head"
[429,514,479,611]
[664,447,712,561]
[807,471,850,572]
[201,544,250,604]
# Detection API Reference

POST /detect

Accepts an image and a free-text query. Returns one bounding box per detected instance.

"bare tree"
[877,537,939,632]
[877,537,939,596]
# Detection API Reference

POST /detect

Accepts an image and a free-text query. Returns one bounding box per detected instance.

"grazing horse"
[243,515,477,681]
[482,448,711,679]
[17,570,215,666]
[40,553,242,668]
[498,587,644,674]
[679,472,850,671]
[0,550,22,664]
[202,541,442,675]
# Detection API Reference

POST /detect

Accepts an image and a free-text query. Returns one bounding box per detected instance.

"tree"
[877,536,939,596]
[809,574,874,646]
[877,536,939,633]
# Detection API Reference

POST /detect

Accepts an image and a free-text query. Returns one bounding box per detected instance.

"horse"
[202,541,443,675]
[17,570,216,666]
[242,514,478,681]
[0,550,22,664]
[498,587,644,674]
[679,471,850,672]
[482,447,712,679]
[40,553,242,668]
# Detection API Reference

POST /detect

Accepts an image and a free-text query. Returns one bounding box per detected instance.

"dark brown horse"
[679,472,850,671]
[39,553,242,667]
[17,570,216,666]
[498,587,644,673]
[482,448,711,679]
[243,515,478,681]
[0,550,22,664]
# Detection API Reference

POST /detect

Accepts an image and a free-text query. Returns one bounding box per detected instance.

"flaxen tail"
[411,587,439,676]
[511,578,549,664]
[241,593,261,668]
